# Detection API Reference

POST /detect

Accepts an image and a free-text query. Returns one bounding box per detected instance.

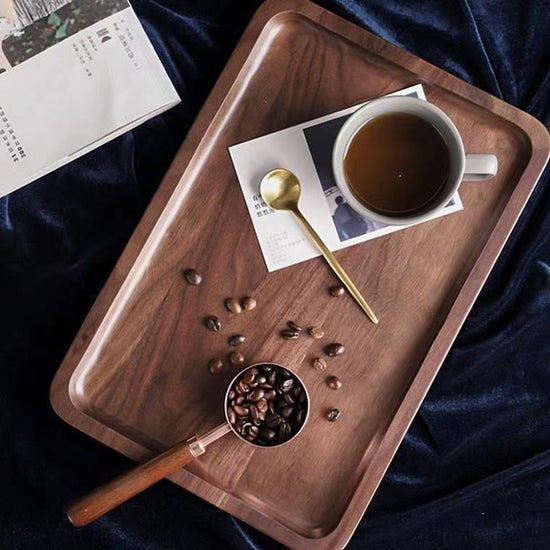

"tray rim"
[50,0,550,548]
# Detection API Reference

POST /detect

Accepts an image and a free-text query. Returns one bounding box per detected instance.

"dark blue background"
[1,1,548,548]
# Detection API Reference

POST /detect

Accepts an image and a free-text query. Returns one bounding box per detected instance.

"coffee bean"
[326,375,342,390]
[298,391,307,404]
[309,326,324,339]
[264,389,276,401]
[268,401,276,415]
[225,297,242,314]
[205,315,221,331]
[208,358,223,374]
[267,370,277,386]
[249,389,265,402]
[259,427,276,441]
[295,407,306,425]
[312,357,327,370]
[234,420,244,433]
[281,329,299,340]
[229,334,245,347]
[183,268,202,285]
[241,296,257,311]
[325,343,345,357]
[280,369,292,379]
[229,351,245,366]
[255,375,267,385]
[233,405,249,418]
[280,405,294,419]
[262,365,274,373]
[281,378,295,392]
[266,414,282,428]
[278,421,292,441]
[327,408,341,422]
[256,399,268,414]
[292,385,301,398]
[275,398,287,410]
[283,392,295,405]
[249,425,260,438]
[235,396,244,405]
[227,407,237,424]
[235,381,249,395]
[330,285,345,297]
[287,320,303,332]
[241,368,257,384]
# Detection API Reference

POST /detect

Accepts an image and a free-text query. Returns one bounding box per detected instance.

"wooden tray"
[50,1,549,548]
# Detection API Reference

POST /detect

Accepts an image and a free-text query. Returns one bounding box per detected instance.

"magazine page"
[0,0,180,197]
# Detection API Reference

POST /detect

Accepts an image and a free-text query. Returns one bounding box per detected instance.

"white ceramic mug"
[332,96,498,225]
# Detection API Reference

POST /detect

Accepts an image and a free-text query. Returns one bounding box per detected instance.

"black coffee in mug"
[344,112,451,216]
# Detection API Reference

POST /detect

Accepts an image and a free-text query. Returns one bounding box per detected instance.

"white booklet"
[0,0,180,197]
[229,84,462,272]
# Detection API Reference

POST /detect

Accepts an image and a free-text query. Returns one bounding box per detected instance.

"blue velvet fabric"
[1,1,548,548]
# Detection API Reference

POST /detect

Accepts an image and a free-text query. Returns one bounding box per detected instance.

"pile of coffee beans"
[226,365,308,446]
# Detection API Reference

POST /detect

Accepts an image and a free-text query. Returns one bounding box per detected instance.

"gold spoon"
[260,169,379,324]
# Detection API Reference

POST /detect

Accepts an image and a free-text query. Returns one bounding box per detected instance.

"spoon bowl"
[260,169,302,211]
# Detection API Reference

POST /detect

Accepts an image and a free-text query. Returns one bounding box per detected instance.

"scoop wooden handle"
[67,437,203,527]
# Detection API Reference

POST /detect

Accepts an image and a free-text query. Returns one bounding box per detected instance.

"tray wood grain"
[50,1,549,548]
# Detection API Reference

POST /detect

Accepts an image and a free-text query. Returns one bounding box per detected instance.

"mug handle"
[463,154,498,181]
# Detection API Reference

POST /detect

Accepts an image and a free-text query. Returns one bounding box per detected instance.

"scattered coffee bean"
[325,343,345,357]
[208,358,223,374]
[326,375,342,390]
[327,408,341,422]
[312,357,327,370]
[308,326,324,339]
[183,268,202,285]
[225,297,242,314]
[330,285,345,297]
[229,351,245,366]
[228,334,246,347]
[281,329,300,340]
[287,320,303,332]
[226,364,308,446]
[205,315,221,331]
[242,296,257,311]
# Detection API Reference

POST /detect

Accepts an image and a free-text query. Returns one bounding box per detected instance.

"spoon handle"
[292,208,379,324]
